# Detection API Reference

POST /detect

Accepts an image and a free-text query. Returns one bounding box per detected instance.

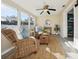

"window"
[20,12,35,26]
[21,12,29,25]
[30,17,34,25]
[45,19,51,27]
[30,16,35,28]
[1,3,17,25]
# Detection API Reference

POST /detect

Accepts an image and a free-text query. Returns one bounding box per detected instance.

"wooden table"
[39,34,49,44]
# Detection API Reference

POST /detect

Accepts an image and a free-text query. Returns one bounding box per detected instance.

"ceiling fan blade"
[36,9,43,10]
[48,9,56,11]
[47,11,50,15]
[40,11,44,15]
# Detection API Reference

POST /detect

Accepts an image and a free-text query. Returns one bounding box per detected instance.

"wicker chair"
[1,29,39,59]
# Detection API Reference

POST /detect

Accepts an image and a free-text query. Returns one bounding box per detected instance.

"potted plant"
[54,25,60,35]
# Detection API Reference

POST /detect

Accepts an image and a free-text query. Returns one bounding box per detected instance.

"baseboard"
[1,47,16,59]
[1,47,15,56]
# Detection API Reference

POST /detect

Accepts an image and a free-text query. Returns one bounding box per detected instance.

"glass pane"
[20,12,35,38]
[21,12,29,25]
[1,3,17,26]
[30,16,35,28]
[20,12,29,38]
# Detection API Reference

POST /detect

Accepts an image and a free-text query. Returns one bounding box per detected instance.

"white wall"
[1,33,12,53]
[58,12,65,37]
[74,6,78,39]
[60,0,76,38]
[74,6,78,49]
[58,12,69,38]
[36,15,60,34]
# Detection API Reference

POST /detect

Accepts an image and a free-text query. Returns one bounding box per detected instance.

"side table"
[39,34,49,45]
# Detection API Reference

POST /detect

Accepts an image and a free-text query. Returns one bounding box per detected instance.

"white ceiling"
[11,0,69,16]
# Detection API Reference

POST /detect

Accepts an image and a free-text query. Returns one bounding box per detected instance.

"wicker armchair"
[1,29,39,59]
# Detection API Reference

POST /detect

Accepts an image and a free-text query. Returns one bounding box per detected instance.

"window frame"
[1,3,36,28]
[1,3,18,25]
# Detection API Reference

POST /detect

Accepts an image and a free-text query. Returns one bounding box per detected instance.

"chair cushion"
[20,28,29,39]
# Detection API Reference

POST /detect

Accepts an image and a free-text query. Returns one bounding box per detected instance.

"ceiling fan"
[36,5,56,15]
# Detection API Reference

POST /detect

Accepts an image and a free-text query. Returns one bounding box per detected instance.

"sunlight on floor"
[66,52,78,59]
[45,47,65,59]
[64,41,78,59]
[65,42,71,48]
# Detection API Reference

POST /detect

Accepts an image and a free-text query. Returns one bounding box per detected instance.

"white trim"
[64,0,76,13]
[1,47,15,56]
[17,9,21,28]
[62,0,76,38]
